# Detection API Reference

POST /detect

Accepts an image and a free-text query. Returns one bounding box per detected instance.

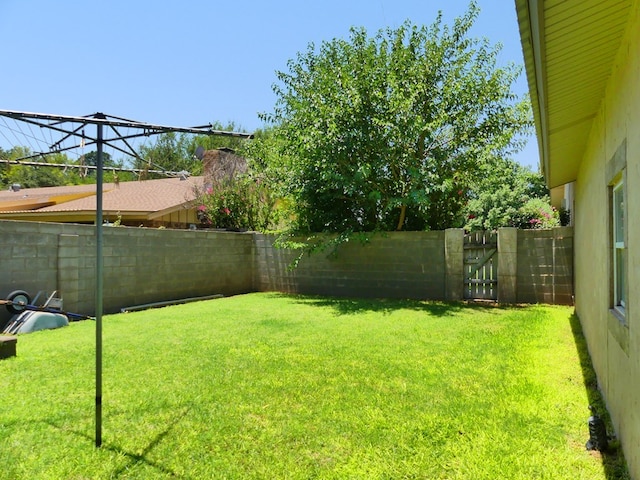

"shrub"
[197,175,280,231]
[513,197,560,229]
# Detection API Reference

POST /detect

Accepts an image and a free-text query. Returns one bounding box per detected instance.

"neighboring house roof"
[0,183,99,212]
[0,149,247,223]
[515,0,633,188]
[0,176,205,222]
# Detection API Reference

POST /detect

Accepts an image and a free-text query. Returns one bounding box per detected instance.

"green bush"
[197,175,280,231]
[513,197,560,229]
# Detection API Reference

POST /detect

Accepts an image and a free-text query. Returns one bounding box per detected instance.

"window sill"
[611,306,626,324]
[608,308,629,355]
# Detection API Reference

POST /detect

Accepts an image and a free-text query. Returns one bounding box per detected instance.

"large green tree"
[264,2,531,232]
[0,147,8,187]
[135,132,195,178]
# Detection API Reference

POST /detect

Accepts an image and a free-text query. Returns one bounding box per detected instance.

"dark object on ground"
[586,405,609,452]
[4,290,31,314]
[0,335,17,359]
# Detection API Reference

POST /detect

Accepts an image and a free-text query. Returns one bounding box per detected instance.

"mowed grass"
[0,293,628,479]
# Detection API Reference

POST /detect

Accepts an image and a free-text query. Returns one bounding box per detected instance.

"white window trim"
[612,178,625,315]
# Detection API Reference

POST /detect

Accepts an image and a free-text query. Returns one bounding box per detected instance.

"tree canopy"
[0,146,133,189]
[0,147,76,188]
[1,3,550,238]
[263,2,532,233]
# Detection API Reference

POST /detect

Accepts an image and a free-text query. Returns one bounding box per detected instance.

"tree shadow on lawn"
[288,294,521,317]
[569,313,630,480]
[45,408,189,479]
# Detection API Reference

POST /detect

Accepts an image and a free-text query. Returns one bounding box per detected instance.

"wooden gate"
[463,231,498,300]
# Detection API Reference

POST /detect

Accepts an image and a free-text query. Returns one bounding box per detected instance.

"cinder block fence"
[255,227,573,305]
[0,220,573,324]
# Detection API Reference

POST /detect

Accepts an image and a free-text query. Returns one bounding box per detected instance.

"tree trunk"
[396,204,407,231]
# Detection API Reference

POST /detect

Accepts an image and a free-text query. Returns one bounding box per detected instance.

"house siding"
[574,1,640,475]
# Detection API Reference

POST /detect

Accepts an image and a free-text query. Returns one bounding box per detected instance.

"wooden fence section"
[463,231,498,300]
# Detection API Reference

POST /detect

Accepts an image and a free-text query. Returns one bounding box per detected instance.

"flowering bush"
[197,174,280,231]
[196,205,210,225]
[461,158,561,231]
[513,197,560,229]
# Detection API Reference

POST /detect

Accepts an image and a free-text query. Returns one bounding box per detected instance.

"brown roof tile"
[0,176,205,214]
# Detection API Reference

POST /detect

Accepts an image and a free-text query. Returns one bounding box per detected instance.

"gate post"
[445,228,464,301]
[497,227,518,303]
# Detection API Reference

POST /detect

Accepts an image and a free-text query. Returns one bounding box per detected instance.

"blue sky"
[0,0,538,169]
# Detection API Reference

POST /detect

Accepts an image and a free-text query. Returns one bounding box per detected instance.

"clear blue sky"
[0,0,539,170]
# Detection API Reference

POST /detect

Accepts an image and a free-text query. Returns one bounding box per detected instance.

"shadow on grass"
[569,313,630,480]
[47,408,189,479]
[286,294,521,317]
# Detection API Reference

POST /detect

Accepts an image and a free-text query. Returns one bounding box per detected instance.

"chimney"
[201,149,219,193]
[201,148,247,192]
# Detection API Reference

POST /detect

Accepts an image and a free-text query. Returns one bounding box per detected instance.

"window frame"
[606,140,628,352]
[612,177,626,315]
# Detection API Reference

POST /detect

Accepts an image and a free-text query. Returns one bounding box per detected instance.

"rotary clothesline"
[0,110,253,177]
[0,108,253,449]
[2,113,170,176]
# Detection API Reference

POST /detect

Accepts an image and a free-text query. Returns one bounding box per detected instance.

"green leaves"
[197,173,281,232]
[265,4,532,234]
[463,159,556,231]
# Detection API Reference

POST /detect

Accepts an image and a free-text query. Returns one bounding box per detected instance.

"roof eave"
[516,0,634,189]
[515,0,551,184]
[148,201,196,220]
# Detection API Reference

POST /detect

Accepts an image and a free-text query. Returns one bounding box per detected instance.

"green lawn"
[0,293,629,479]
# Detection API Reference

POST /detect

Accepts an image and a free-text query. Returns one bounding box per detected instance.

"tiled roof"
[0,183,100,212]
[0,176,205,214]
[0,183,97,202]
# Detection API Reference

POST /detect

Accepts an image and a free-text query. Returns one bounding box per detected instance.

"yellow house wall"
[574,1,640,476]
[152,208,198,228]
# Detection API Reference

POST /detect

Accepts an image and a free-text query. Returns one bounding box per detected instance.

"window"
[606,141,628,350]
[612,178,626,313]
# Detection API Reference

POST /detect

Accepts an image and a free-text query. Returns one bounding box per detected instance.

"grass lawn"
[0,293,629,479]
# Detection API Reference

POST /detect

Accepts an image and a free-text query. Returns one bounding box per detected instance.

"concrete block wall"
[0,221,85,326]
[516,227,574,305]
[0,220,574,325]
[444,229,464,301]
[0,221,72,297]
[254,231,447,300]
[99,227,254,312]
[0,221,255,323]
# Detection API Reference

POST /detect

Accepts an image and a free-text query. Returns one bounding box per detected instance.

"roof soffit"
[515,0,633,188]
